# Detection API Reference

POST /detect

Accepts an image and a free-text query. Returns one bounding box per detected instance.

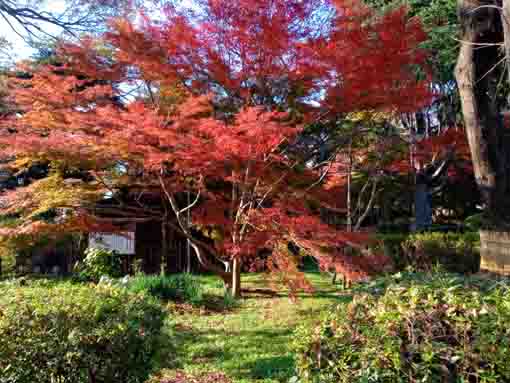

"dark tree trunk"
[231,257,242,298]
[503,0,510,85]
[161,217,168,275]
[455,0,510,227]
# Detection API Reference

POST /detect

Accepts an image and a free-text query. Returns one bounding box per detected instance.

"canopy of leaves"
[0,0,433,284]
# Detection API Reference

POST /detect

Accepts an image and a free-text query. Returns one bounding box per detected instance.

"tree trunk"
[186,239,233,286]
[503,0,510,86]
[186,192,192,273]
[346,139,353,232]
[455,0,510,226]
[161,217,168,275]
[231,257,242,298]
[354,178,379,231]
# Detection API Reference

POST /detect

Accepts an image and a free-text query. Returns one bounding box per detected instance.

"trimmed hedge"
[0,280,165,383]
[377,232,480,273]
[293,272,510,383]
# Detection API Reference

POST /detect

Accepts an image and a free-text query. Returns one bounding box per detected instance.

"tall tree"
[0,0,432,294]
[455,0,510,227]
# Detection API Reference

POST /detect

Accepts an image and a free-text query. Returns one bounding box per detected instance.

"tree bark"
[186,239,233,285]
[354,178,379,231]
[503,0,510,85]
[346,139,353,232]
[161,216,168,275]
[231,257,242,298]
[455,0,510,226]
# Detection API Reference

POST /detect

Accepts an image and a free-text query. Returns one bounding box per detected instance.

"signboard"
[89,232,135,255]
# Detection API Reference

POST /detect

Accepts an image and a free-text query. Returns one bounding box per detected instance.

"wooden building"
[90,220,200,275]
[15,219,200,276]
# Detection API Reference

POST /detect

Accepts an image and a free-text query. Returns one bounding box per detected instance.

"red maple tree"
[0,0,432,295]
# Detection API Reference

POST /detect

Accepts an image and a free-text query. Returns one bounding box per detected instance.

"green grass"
[152,272,351,383]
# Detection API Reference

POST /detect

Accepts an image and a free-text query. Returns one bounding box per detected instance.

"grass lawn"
[152,272,350,383]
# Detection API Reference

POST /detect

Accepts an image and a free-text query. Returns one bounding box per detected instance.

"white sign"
[89,232,135,255]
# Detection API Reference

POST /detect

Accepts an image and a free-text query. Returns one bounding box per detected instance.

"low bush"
[128,273,204,304]
[75,247,123,282]
[378,231,480,273]
[0,281,165,383]
[293,272,510,383]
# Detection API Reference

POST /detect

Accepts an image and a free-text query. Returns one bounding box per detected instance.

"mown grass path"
[152,273,350,383]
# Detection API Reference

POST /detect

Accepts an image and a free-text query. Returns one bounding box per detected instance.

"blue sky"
[1,0,197,61]
[1,0,69,60]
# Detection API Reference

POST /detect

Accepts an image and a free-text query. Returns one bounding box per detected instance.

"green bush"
[128,273,204,304]
[0,281,165,383]
[465,213,485,231]
[76,247,123,282]
[377,232,480,273]
[293,272,510,383]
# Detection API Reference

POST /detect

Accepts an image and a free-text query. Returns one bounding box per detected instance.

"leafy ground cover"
[294,272,510,383]
[150,272,349,383]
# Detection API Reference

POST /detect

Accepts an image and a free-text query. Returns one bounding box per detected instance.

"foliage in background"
[294,272,510,383]
[0,280,165,383]
[365,0,459,125]
[367,0,458,84]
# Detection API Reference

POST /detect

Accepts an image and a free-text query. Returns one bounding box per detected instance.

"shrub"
[222,290,238,309]
[0,281,165,383]
[76,247,123,281]
[465,213,484,231]
[293,272,510,383]
[377,232,480,273]
[128,273,204,304]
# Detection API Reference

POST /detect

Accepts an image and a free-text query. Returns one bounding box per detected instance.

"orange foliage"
[0,0,434,284]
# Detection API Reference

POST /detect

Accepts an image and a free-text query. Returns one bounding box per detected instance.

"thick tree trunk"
[456,0,510,274]
[503,0,510,85]
[231,257,242,298]
[455,0,510,226]
[455,17,496,205]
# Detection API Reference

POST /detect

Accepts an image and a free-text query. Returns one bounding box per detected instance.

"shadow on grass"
[242,355,294,380]
[158,325,297,381]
